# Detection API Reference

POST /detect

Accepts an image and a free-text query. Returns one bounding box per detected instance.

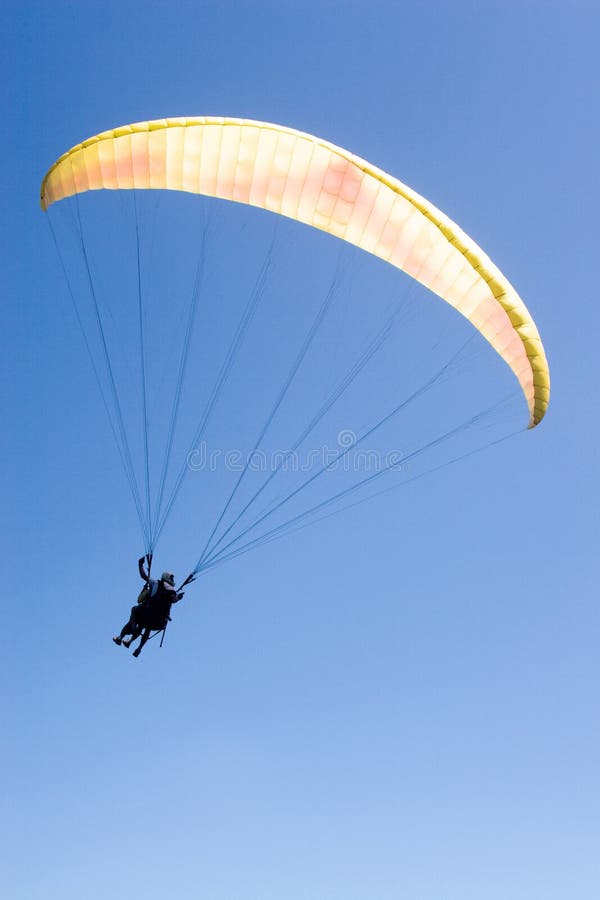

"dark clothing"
[119,575,179,638]
[144,580,174,627]
[116,558,183,657]
[119,604,146,640]
[120,587,173,638]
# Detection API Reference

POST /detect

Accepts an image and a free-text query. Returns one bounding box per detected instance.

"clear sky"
[2,2,599,899]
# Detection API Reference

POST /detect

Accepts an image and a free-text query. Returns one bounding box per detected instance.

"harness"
[142,580,174,623]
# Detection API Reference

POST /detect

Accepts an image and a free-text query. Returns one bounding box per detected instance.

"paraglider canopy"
[40,116,549,427]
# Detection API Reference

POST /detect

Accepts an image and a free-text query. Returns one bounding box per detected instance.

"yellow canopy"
[41,116,549,426]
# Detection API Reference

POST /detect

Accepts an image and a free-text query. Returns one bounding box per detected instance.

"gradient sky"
[2,2,599,899]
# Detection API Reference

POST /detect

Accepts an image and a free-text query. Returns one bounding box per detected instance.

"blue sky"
[2,2,599,898]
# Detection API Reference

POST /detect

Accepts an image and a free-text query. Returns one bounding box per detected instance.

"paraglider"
[113,556,185,657]
[41,117,550,657]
